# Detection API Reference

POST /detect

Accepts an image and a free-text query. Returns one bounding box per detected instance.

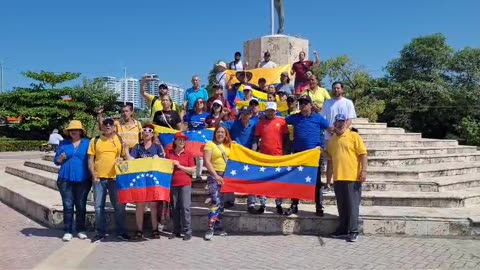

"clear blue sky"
[1,0,479,91]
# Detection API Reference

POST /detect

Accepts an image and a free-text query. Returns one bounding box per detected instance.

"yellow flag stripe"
[115,158,174,176]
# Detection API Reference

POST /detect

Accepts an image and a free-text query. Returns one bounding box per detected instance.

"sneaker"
[152,230,161,239]
[329,231,348,239]
[347,233,359,242]
[91,234,106,243]
[133,231,147,241]
[256,206,266,214]
[204,229,214,241]
[183,234,192,241]
[276,205,283,215]
[168,233,181,239]
[214,230,228,236]
[247,206,257,214]
[62,233,73,242]
[117,233,130,241]
[77,232,88,240]
[315,207,324,217]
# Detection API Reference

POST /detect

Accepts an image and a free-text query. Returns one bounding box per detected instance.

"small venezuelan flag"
[115,158,174,204]
[154,125,213,157]
[222,144,321,201]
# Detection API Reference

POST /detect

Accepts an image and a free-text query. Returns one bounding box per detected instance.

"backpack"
[151,96,159,116]
[94,134,124,158]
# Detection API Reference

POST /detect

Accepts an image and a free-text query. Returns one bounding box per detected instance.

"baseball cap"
[249,99,259,107]
[235,51,241,56]
[102,117,115,125]
[243,85,252,91]
[298,95,312,104]
[286,96,296,103]
[159,83,168,90]
[216,61,227,69]
[239,107,252,115]
[280,71,289,77]
[335,114,347,122]
[212,84,223,89]
[265,102,277,111]
[264,51,271,57]
[212,99,223,107]
[174,132,189,141]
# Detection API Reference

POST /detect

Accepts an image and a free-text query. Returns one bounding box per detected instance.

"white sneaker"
[77,232,88,240]
[62,233,73,242]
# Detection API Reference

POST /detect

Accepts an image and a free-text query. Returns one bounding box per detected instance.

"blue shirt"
[183,112,209,130]
[184,87,208,112]
[130,143,165,159]
[54,138,91,182]
[222,119,257,148]
[285,112,330,152]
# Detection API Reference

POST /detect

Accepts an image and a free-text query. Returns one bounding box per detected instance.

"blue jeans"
[93,179,127,236]
[57,180,92,233]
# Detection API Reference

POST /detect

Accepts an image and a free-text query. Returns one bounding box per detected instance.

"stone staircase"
[1,118,479,236]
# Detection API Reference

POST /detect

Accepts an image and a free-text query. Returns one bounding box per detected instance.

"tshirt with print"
[153,110,182,129]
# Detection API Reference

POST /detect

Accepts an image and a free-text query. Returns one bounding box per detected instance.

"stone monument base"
[243,35,309,67]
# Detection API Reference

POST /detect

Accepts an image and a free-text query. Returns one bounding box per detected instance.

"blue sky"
[1,0,479,91]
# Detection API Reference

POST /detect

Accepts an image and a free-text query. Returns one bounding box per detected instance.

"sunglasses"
[103,122,114,126]
[143,128,154,133]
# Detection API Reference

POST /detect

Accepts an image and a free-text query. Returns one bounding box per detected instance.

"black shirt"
[153,110,182,129]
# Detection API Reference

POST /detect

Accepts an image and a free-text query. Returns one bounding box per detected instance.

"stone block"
[243,35,309,67]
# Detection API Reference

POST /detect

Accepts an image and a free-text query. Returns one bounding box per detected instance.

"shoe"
[133,231,147,241]
[77,232,88,240]
[91,234,106,243]
[204,229,214,241]
[214,230,228,236]
[152,230,161,239]
[62,233,73,242]
[291,204,298,214]
[224,201,235,209]
[329,231,348,239]
[315,206,324,217]
[256,206,266,214]
[276,205,284,215]
[347,233,359,242]
[168,233,181,239]
[183,234,192,241]
[117,233,130,241]
[247,206,257,214]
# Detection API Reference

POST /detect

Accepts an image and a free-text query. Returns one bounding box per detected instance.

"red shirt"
[254,117,289,156]
[166,149,194,187]
[292,60,313,83]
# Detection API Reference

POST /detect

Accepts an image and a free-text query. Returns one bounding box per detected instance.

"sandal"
[152,230,161,239]
[133,231,146,241]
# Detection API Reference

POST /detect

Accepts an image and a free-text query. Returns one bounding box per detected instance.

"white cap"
[212,99,223,107]
[243,85,252,90]
[265,102,277,111]
[216,61,227,69]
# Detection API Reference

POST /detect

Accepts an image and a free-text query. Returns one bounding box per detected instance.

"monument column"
[243,35,309,67]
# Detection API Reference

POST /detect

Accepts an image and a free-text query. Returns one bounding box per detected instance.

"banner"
[221,144,320,201]
[154,125,213,157]
[235,101,289,114]
[226,65,291,86]
[115,158,174,204]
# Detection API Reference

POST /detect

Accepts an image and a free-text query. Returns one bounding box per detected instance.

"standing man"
[325,114,367,242]
[140,77,177,118]
[97,104,142,150]
[229,51,247,71]
[321,81,357,136]
[215,61,228,98]
[88,117,129,243]
[253,102,289,214]
[184,75,208,114]
[291,51,320,95]
[48,129,64,152]
[256,51,278,69]
[221,108,259,212]
[285,96,330,216]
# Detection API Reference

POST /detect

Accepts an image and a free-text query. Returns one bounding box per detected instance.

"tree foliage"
[22,70,81,89]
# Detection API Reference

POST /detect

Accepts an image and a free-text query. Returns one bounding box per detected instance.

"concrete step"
[363,139,458,148]
[357,127,405,135]
[368,153,480,166]
[367,146,478,157]
[367,162,480,179]
[352,123,387,129]
[5,164,59,191]
[360,133,422,141]
[2,171,478,236]
[352,118,369,124]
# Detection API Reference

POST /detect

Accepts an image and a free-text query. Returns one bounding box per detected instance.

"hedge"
[0,140,44,152]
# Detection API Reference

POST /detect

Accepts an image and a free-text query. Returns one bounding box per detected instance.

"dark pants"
[93,179,127,236]
[334,181,362,234]
[170,185,192,235]
[57,180,92,233]
[291,155,323,208]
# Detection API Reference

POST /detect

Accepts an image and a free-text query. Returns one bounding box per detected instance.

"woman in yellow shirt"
[301,75,331,112]
[203,126,232,241]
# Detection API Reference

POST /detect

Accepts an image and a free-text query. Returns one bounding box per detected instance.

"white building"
[118,78,140,108]
[140,73,160,109]
[164,82,185,106]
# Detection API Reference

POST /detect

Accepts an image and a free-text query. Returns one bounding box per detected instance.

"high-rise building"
[118,78,140,108]
[140,73,160,109]
[163,82,185,106]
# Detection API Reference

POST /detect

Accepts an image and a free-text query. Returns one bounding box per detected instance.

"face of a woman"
[215,127,226,142]
[267,85,276,94]
[196,99,204,111]
[174,138,186,148]
[69,130,82,139]
[309,77,318,88]
[161,97,171,110]
[213,103,222,113]
[142,127,154,140]
[268,94,276,102]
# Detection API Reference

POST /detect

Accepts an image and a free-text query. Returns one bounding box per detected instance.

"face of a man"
[265,109,276,119]
[240,113,252,123]
[250,105,259,115]
[334,120,347,134]
[299,52,305,61]
[299,100,312,114]
[235,54,241,61]
[102,121,114,135]
[192,77,200,88]
[332,83,344,98]
[264,55,270,62]
[121,106,133,120]
[158,86,168,96]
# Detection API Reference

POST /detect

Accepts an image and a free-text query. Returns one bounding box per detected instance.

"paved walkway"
[1,202,479,270]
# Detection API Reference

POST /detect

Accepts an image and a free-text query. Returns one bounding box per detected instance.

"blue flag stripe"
[116,171,171,190]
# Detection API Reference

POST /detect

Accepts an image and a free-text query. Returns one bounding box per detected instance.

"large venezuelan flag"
[222,144,321,201]
[154,125,213,157]
[235,101,289,114]
[115,158,174,204]
[226,65,291,86]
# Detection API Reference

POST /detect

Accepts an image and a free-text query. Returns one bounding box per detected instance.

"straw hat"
[63,120,86,135]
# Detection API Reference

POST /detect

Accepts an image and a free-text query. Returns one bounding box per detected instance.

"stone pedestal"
[243,35,309,68]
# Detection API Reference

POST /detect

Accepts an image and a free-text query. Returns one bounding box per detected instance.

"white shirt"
[215,71,227,98]
[258,61,278,69]
[48,133,64,145]
[229,60,245,71]
[321,97,357,140]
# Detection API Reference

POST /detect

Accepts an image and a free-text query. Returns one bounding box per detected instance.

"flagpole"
[270,0,274,35]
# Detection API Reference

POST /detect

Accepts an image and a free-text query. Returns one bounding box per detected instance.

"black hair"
[258,78,267,84]
[332,81,344,88]
[121,104,133,111]
[235,51,241,56]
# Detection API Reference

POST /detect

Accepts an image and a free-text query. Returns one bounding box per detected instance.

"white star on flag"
[305,176,312,183]
[275,167,281,172]
[230,170,237,176]
[136,175,141,179]
[298,166,304,172]
[202,135,206,138]
[132,179,136,183]
[130,183,134,187]
[153,177,157,181]
[259,167,266,172]
[197,131,202,134]
[141,174,145,177]
[243,165,250,171]
[286,167,292,171]
[155,181,160,185]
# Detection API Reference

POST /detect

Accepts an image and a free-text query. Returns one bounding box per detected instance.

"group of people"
[53,50,367,244]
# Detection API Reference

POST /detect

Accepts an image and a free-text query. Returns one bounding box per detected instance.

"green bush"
[0,140,44,152]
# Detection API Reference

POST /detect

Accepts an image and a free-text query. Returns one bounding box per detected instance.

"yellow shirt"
[148,94,177,118]
[115,120,141,149]
[88,135,124,179]
[301,87,331,109]
[204,141,231,173]
[326,131,367,182]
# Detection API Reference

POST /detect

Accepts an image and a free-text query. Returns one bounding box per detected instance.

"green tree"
[22,70,81,89]
[450,47,480,89]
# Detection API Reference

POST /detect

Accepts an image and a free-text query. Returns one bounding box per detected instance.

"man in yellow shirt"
[325,114,367,243]
[88,117,129,242]
[97,104,142,149]
[140,77,177,118]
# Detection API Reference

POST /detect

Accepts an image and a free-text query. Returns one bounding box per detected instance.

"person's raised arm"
[140,77,151,100]
[312,50,320,67]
